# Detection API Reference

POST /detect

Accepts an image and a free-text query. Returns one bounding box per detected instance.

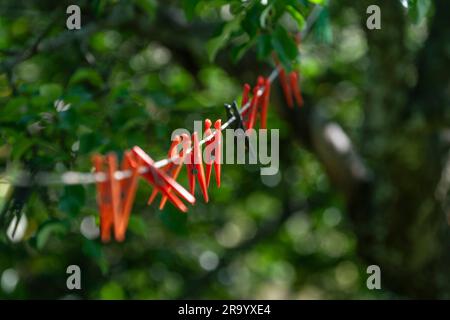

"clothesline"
[0,5,323,188]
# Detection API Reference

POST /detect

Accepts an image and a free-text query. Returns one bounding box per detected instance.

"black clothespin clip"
[225,101,246,131]
[224,101,257,161]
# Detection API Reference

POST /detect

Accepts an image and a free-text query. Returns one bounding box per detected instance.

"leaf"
[69,68,103,88]
[241,4,261,37]
[160,206,188,235]
[58,185,86,217]
[408,0,431,24]
[231,37,255,63]
[259,3,273,29]
[127,215,148,237]
[182,0,199,20]
[35,220,69,250]
[100,282,125,300]
[39,83,63,104]
[308,0,325,4]
[256,33,272,60]
[79,132,104,153]
[313,7,333,44]
[207,17,242,62]
[286,5,305,30]
[271,25,298,69]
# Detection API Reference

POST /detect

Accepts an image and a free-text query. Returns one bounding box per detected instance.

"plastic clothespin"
[92,154,114,242]
[106,153,122,241]
[115,151,140,242]
[147,136,183,206]
[131,146,195,212]
[204,119,222,188]
[247,85,262,130]
[260,77,271,129]
[92,152,138,243]
[225,100,246,131]
[289,71,304,107]
[158,136,188,210]
[225,101,257,160]
[241,84,251,108]
[186,132,209,202]
[279,67,294,108]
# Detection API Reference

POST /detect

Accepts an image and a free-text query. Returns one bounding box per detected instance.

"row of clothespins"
[92,63,304,242]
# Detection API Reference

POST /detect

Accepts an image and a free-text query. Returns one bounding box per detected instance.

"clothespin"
[159,135,189,210]
[225,100,246,131]
[131,146,195,212]
[147,136,183,206]
[247,85,262,130]
[92,154,114,242]
[204,119,222,188]
[186,132,209,202]
[225,101,257,160]
[241,84,251,108]
[260,77,271,129]
[106,153,122,240]
[115,151,140,241]
[278,67,294,108]
[92,152,140,242]
[289,71,304,107]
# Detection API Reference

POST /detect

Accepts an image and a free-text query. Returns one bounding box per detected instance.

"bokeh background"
[0,0,449,299]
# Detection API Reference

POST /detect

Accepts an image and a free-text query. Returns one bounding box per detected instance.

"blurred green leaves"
[207,15,243,62]
[408,0,431,24]
[59,185,86,217]
[271,25,299,68]
[69,68,103,88]
[34,219,69,250]
[206,0,312,68]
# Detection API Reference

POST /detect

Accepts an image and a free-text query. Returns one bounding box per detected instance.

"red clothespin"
[290,71,304,107]
[247,85,262,130]
[150,136,187,210]
[131,146,195,212]
[115,151,140,241]
[92,154,114,242]
[106,153,122,240]
[279,67,294,108]
[147,137,182,206]
[260,77,271,129]
[92,152,138,242]
[241,83,252,123]
[186,132,209,202]
[204,119,222,188]
[241,83,251,108]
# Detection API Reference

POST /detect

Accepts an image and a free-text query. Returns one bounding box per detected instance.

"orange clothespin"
[247,85,262,130]
[290,71,304,107]
[241,83,252,123]
[279,67,294,108]
[260,77,271,129]
[159,135,187,210]
[115,151,140,241]
[106,153,122,240]
[92,152,139,242]
[131,146,195,212]
[147,136,182,206]
[242,83,251,108]
[186,132,209,202]
[92,154,114,242]
[204,119,222,188]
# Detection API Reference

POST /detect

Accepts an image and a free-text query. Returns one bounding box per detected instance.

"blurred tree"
[0,0,448,299]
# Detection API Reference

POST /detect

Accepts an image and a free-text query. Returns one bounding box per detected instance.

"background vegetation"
[0,0,448,299]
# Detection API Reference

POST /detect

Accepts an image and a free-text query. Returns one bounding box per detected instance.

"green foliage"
[0,0,440,300]
[205,0,318,68]
[407,0,431,24]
